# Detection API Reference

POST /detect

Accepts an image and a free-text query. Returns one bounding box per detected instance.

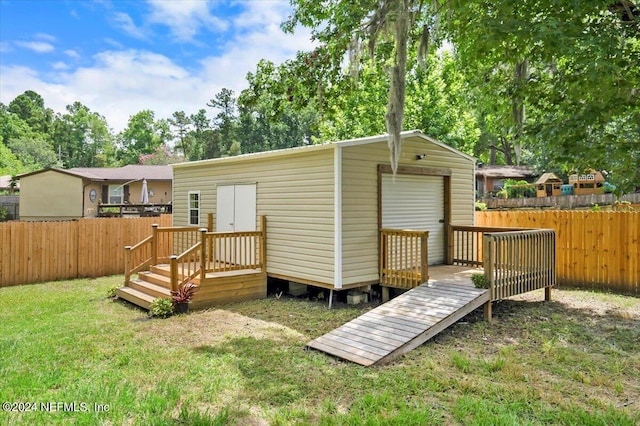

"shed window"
[108,185,123,204]
[188,191,200,226]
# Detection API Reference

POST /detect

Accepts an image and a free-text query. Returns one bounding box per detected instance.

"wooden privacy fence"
[0,215,172,287]
[476,211,640,294]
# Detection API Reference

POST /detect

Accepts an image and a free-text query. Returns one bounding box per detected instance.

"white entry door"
[216,184,257,266]
[216,184,257,232]
[381,174,445,265]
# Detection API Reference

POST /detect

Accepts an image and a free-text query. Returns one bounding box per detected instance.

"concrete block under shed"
[288,281,307,296]
[347,290,368,305]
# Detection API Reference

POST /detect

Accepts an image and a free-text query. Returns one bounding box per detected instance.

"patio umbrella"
[141,179,149,204]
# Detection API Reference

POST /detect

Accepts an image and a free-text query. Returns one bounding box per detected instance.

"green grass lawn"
[1,277,639,425]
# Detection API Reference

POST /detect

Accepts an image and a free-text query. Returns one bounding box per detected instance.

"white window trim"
[108,185,123,204]
[188,191,200,226]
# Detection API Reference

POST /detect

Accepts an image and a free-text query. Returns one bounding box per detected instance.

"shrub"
[149,298,174,318]
[106,285,120,299]
[171,282,200,305]
[0,206,10,222]
[471,273,490,289]
[475,201,487,211]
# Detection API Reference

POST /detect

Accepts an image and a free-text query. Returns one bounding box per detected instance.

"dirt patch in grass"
[140,308,307,348]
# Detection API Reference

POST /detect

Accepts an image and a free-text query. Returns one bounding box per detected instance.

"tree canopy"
[2,0,638,192]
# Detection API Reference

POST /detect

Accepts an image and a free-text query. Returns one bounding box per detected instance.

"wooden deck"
[116,262,266,311]
[307,275,489,366]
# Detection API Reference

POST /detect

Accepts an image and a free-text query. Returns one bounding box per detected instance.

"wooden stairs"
[307,281,490,366]
[116,265,175,310]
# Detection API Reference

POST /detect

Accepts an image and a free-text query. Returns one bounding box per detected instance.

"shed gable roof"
[172,130,475,170]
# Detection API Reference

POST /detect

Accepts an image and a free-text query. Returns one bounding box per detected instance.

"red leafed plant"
[171,282,200,304]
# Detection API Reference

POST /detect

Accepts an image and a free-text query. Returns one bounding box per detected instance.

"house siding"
[173,149,336,285]
[20,171,84,221]
[340,136,475,286]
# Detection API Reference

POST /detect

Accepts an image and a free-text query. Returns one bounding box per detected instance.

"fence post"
[421,231,429,282]
[169,255,178,293]
[151,224,158,266]
[200,228,207,281]
[124,246,132,285]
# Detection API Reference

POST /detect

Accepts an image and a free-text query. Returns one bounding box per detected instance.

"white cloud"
[34,33,57,42]
[146,0,228,42]
[0,41,13,53]
[15,41,55,53]
[113,12,148,40]
[52,62,69,70]
[0,3,316,133]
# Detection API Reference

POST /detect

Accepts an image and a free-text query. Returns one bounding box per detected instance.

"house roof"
[475,165,536,179]
[0,175,19,189]
[172,130,476,169]
[535,172,563,184]
[18,165,172,181]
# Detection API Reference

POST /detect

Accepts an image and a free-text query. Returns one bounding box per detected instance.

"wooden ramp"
[307,282,489,366]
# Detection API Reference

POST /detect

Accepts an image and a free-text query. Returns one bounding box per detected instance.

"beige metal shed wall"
[173,149,336,285]
[341,136,475,285]
[19,171,84,221]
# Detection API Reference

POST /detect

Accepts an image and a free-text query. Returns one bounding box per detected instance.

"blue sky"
[0,0,314,132]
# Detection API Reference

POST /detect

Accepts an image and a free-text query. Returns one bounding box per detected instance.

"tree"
[0,137,23,176]
[206,88,238,157]
[168,111,192,159]
[51,102,115,168]
[285,0,439,172]
[118,110,170,165]
[6,137,59,171]
[7,90,54,136]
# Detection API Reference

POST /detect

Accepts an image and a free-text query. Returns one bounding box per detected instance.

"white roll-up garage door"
[381,174,445,265]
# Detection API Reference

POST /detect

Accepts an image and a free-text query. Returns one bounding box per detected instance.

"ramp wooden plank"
[307,281,489,366]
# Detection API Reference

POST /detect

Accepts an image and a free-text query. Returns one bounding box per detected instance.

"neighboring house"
[171,130,476,292]
[18,165,172,221]
[475,165,536,197]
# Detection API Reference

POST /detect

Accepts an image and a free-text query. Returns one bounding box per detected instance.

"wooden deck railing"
[448,225,523,267]
[98,203,172,217]
[124,216,267,291]
[124,234,153,285]
[484,229,556,301]
[380,228,429,289]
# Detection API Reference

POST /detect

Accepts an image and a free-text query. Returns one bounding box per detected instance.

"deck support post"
[545,286,552,301]
[200,228,207,281]
[169,255,178,293]
[382,286,390,303]
[328,289,334,309]
[151,224,159,266]
[483,301,492,322]
[124,246,132,285]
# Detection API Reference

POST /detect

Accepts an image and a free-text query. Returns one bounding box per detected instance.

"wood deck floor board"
[363,311,436,332]
[307,279,490,366]
[325,330,402,353]
[312,334,388,359]
[339,322,412,344]
[348,316,422,339]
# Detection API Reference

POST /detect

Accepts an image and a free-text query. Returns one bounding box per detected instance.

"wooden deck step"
[307,282,489,366]
[129,279,172,298]
[115,287,156,310]
[138,271,172,288]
